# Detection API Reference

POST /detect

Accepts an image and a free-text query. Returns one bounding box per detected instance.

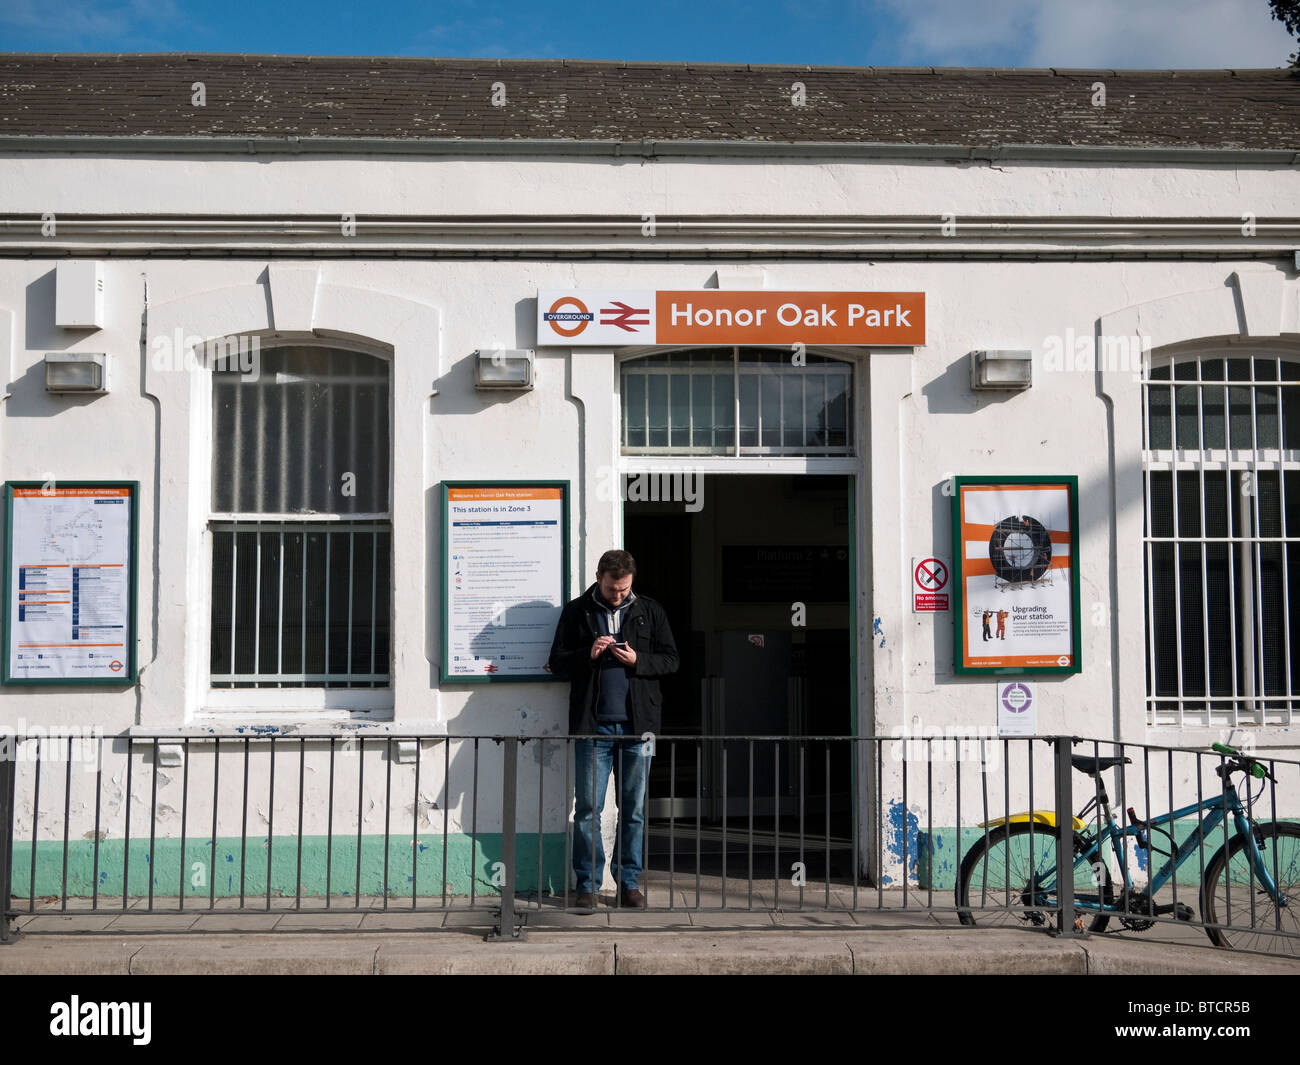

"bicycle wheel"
[955,822,1111,932]
[1200,820,1300,953]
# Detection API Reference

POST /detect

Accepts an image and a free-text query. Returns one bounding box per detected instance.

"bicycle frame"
[1067,777,1284,913]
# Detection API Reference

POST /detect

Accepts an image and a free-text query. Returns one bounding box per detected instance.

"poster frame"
[439,479,570,685]
[2,479,140,686]
[950,475,1082,676]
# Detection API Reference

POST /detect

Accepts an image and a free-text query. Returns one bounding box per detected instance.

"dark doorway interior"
[624,474,854,882]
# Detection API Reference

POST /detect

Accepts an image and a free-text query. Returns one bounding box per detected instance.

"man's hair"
[597,549,637,580]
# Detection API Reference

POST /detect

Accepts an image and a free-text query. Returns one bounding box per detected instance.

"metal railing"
[1,730,1296,955]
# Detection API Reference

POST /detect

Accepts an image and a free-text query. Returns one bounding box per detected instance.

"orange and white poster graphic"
[6,485,133,682]
[958,483,1075,671]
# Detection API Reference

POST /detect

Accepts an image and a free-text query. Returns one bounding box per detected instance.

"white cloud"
[877,0,1296,68]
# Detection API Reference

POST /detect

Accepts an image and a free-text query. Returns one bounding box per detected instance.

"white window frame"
[617,345,858,466]
[1142,347,1300,728]
[200,337,395,715]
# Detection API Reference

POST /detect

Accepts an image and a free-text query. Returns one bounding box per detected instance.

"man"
[996,608,1009,640]
[981,609,991,642]
[546,549,679,910]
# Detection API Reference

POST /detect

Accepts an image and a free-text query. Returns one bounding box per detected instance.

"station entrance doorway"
[624,473,856,880]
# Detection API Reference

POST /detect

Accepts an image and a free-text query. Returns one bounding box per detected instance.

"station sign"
[537,290,925,347]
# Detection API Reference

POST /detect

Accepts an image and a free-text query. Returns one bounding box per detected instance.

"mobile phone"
[611,640,628,649]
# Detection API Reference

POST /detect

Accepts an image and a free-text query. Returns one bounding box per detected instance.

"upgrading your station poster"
[951,477,1081,675]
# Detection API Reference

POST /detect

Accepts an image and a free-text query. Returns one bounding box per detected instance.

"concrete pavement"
[3,886,1299,974]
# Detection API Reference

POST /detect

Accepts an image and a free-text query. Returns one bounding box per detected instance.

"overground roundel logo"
[109,660,123,672]
[544,296,593,338]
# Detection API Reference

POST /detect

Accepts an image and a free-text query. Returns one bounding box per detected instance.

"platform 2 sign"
[2,481,139,686]
[951,476,1082,676]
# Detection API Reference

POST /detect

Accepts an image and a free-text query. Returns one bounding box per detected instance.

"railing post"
[0,744,16,943]
[1052,736,1084,938]
[487,737,523,941]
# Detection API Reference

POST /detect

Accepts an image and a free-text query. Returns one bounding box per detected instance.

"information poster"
[3,482,138,685]
[441,482,568,682]
[952,477,1081,675]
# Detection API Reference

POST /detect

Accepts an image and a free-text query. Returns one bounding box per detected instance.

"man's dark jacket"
[547,583,679,735]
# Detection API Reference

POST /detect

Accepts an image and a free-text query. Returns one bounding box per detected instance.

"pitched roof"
[0,53,1297,151]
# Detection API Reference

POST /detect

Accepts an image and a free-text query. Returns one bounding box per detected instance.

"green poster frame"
[440,480,570,684]
[950,475,1082,676]
[2,480,140,686]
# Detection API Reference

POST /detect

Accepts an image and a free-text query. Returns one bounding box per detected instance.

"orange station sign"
[537,289,925,346]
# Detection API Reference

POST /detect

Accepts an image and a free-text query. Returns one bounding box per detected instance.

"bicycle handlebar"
[1211,741,1274,782]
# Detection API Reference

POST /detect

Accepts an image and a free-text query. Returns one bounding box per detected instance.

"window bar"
[687,362,693,448]
[230,365,244,511]
[412,740,421,911]
[1224,376,1241,722]
[279,370,289,514]
[253,528,263,687]
[733,347,741,458]
[801,373,808,449]
[228,528,238,685]
[1238,476,1254,719]
[325,355,337,518]
[254,366,267,516]
[324,536,332,684]
[1143,377,1159,724]
[277,529,285,687]
[1250,378,1265,723]
[348,365,359,511]
[1277,361,1294,724]
[370,530,378,687]
[347,531,355,687]
[1196,360,1211,725]
[1170,374,1185,721]
[301,533,308,682]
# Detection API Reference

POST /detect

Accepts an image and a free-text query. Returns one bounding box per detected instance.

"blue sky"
[0,0,1295,68]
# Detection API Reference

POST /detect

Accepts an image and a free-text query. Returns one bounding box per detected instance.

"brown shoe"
[573,892,596,911]
[619,888,647,909]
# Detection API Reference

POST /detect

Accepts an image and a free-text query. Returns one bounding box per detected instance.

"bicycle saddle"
[1070,754,1131,775]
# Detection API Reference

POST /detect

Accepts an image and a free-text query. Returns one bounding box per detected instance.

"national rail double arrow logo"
[599,300,650,332]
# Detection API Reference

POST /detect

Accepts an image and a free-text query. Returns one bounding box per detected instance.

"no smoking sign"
[911,556,950,613]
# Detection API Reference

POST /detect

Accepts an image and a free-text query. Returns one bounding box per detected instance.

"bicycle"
[954,741,1300,952]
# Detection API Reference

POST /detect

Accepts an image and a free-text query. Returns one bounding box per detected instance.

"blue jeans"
[573,722,651,894]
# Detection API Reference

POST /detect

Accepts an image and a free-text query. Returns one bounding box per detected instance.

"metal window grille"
[1143,353,1300,726]
[620,347,853,456]
[210,346,391,689]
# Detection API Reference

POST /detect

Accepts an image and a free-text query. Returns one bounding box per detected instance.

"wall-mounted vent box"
[55,261,104,329]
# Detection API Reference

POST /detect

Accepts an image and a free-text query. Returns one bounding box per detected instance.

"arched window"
[620,347,853,456]
[1143,351,1300,726]
[208,344,391,689]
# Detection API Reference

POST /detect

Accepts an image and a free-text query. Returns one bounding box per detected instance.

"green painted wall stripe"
[9,833,568,898]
